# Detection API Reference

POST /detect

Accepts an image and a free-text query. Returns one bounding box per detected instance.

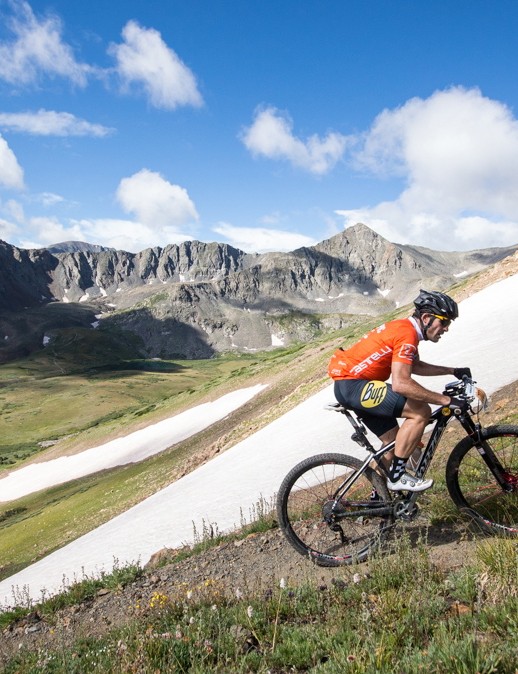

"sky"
[1,0,518,254]
[0,272,517,606]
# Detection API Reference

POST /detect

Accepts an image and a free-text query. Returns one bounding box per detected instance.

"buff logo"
[360,381,388,408]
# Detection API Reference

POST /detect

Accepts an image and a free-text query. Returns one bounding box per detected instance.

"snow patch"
[271,334,284,346]
[42,335,50,346]
[377,288,390,298]
[0,384,268,505]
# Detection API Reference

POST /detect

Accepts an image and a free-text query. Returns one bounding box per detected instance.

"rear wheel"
[446,425,518,535]
[277,453,394,566]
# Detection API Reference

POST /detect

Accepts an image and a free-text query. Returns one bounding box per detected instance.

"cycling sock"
[389,457,407,482]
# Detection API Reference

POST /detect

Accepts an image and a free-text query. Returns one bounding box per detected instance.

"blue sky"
[0,0,518,254]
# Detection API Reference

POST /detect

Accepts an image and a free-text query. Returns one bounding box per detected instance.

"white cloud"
[0,1,92,87]
[0,133,24,189]
[109,20,203,110]
[69,218,194,252]
[10,169,200,252]
[0,217,18,241]
[19,215,163,252]
[116,169,199,228]
[25,215,85,246]
[0,110,113,137]
[338,87,518,250]
[241,106,350,175]
[36,192,65,207]
[4,198,24,222]
[213,221,317,253]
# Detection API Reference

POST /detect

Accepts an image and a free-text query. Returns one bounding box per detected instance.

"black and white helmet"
[413,289,459,320]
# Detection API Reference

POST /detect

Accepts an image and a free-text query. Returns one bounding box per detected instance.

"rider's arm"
[412,360,455,377]
[391,361,451,406]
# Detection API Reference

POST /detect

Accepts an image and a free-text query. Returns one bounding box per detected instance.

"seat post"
[343,409,376,452]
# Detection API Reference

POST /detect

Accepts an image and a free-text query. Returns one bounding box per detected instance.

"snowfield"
[1,274,517,608]
[0,385,267,502]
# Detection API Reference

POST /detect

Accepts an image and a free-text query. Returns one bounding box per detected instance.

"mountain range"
[1,224,516,361]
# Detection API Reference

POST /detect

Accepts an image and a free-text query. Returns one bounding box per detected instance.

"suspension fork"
[458,415,514,490]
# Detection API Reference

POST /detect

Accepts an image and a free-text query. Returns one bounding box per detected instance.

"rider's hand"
[449,396,469,415]
[453,367,472,380]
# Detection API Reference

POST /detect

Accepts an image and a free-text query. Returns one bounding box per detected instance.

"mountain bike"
[277,377,518,566]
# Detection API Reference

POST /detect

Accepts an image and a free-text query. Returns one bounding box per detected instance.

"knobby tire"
[276,453,394,567]
[446,424,518,536]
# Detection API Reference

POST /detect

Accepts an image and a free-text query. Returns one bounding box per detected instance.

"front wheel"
[276,453,394,567]
[446,425,518,535]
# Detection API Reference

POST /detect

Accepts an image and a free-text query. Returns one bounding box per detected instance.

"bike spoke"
[448,427,518,535]
[277,454,394,566]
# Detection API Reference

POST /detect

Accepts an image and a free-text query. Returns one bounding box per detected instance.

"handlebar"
[443,376,488,414]
[443,376,476,400]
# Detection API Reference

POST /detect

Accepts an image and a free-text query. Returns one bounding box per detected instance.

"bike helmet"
[413,289,459,320]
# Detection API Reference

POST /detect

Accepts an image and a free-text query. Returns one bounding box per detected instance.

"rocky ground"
[0,520,487,665]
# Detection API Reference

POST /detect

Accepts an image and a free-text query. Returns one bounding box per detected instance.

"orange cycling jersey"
[328,318,419,381]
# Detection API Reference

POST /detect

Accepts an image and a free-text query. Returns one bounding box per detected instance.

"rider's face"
[423,314,450,342]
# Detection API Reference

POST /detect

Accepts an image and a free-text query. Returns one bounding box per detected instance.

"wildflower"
[235,588,243,599]
[117,640,128,655]
[279,578,286,589]
[189,616,195,625]
[247,605,254,618]
[186,590,193,600]
[352,573,361,584]
[211,604,218,611]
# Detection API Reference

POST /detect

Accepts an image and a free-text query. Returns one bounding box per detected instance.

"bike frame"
[330,401,511,518]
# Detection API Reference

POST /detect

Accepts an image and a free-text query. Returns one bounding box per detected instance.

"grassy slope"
[0,317,381,581]
[0,261,515,582]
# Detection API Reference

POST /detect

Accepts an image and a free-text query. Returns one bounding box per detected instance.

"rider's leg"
[387,399,432,492]
[394,399,431,459]
[378,425,398,467]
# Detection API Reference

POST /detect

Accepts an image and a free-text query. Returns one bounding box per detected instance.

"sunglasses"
[432,314,451,328]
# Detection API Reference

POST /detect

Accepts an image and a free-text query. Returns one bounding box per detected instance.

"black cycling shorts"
[333,379,407,438]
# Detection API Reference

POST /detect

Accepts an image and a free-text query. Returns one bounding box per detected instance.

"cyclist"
[328,289,471,492]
